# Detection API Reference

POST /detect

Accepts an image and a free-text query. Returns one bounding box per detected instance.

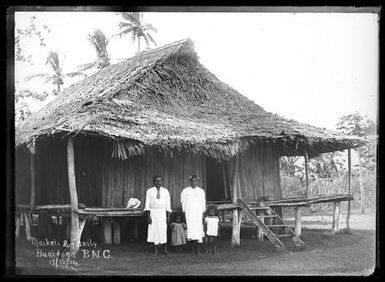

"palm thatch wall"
[15,136,281,208]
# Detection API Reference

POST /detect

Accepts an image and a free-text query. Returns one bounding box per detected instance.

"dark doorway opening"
[206,158,231,202]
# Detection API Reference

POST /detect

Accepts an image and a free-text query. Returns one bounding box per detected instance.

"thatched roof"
[16,39,364,159]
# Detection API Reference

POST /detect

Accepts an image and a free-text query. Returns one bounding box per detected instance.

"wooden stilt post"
[24,213,32,241]
[15,215,21,239]
[103,217,112,245]
[222,164,228,200]
[231,157,241,247]
[78,218,86,244]
[358,150,365,214]
[346,149,352,231]
[67,136,80,255]
[113,219,121,244]
[257,210,264,242]
[294,207,303,236]
[304,152,309,197]
[29,142,36,210]
[332,201,341,234]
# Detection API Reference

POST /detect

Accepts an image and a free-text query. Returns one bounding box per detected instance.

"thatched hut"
[15,39,364,251]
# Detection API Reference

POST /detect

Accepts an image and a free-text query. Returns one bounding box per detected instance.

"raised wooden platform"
[16,194,353,216]
[265,193,353,207]
[76,208,145,217]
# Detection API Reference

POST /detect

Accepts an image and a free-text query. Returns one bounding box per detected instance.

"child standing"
[171,214,187,253]
[205,206,220,254]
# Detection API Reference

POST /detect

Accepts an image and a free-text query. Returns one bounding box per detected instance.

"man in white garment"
[144,175,171,256]
[181,175,206,254]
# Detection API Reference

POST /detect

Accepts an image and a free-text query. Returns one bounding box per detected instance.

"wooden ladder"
[237,199,304,248]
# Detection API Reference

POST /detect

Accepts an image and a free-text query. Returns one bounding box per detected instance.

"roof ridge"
[127,38,192,60]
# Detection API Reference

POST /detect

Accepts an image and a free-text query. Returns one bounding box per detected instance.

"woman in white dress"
[181,175,206,254]
[144,175,171,256]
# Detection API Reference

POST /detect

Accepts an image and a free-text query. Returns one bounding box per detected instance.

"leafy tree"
[15,89,50,124]
[15,89,49,103]
[281,152,344,196]
[336,112,376,137]
[15,15,50,64]
[336,112,377,213]
[309,152,344,181]
[77,29,111,73]
[25,51,85,94]
[115,12,157,53]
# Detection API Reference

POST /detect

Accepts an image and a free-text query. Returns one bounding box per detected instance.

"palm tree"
[115,12,157,53]
[25,51,85,94]
[77,29,111,73]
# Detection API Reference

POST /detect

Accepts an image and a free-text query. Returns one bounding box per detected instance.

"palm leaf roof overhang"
[16,38,365,159]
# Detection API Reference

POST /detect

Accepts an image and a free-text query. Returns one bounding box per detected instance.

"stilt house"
[15,39,364,251]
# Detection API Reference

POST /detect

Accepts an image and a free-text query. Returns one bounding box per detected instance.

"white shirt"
[205,216,220,236]
[144,187,172,212]
[181,186,206,213]
[181,186,206,242]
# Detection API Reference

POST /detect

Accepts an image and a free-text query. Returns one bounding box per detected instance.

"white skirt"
[147,209,167,245]
[185,211,205,243]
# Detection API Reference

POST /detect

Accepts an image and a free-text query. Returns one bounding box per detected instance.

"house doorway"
[205,158,231,202]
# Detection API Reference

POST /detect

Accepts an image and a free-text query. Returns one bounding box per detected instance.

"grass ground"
[14,210,376,276]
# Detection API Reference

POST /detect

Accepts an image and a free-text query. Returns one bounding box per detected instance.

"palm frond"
[25,73,51,81]
[120,12,141,26]
[88,29,109,58]
[118,22,135,29]
[146,33,157,47]
[142,35,150,49]
[76,62,97,72]
[43,76,55,84]
[59,54,66,73]
[143,24,157,33]
[66,71,87,78]
[115,27,136,38]
[46,51,61,73]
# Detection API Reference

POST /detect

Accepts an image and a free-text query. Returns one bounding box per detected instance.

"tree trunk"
[138,37,141,53]
[57,83,61,93]
[358,151,366,214]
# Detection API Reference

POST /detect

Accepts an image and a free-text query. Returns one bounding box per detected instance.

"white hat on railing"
[126,198,141,209]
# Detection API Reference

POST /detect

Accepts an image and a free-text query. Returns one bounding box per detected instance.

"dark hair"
[207,205,218,215]
[153,175,163,182]
[173,212,185,222]
[189,174,200,181]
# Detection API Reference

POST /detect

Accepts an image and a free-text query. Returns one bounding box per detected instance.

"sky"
[15,11,379,131]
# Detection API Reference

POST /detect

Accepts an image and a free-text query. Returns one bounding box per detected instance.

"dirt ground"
[14,210,376,276]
